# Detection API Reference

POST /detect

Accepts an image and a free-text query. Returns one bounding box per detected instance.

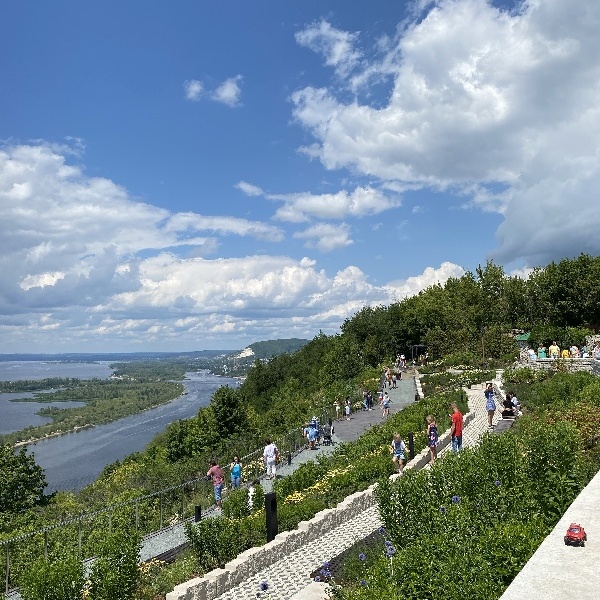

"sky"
[1,0,599,353]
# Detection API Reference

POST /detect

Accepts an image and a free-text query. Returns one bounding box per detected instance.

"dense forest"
[246,338,310,359]
[1,254,600,595]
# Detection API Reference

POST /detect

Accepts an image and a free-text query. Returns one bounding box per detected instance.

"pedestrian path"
[195,376,505,600]
[139,375,417,560]
[260,375,416,494]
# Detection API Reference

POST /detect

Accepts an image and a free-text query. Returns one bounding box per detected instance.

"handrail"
[0,403,336,594]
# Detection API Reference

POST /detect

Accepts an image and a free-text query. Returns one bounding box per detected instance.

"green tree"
[0,445,47,513]
[319,335,365,386]
[210,385,247,439]
[341,306,391,366]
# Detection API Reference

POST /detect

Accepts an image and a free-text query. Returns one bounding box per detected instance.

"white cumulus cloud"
[293,223,353,252]
[184,79,203,101]
[212,75,243,107]
[291,0,600,266]
[296,19,362,78]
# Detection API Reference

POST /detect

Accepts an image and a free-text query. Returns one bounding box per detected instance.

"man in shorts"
[206,461,224,509]
[263,439,279,479]
[382,392,391,418]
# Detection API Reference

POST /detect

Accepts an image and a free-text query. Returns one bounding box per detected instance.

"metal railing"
[1,404,336,595]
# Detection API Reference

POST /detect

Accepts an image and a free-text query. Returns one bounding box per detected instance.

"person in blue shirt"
[229,455,242,489]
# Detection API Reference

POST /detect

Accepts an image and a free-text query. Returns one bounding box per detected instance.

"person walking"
[229,455,242,489]
[484,383,496,430]
[390,433,407,475]
[450,402,463,453]
[426,415,438,464]
[382,391,391,418]
[333,398,341,421]
[263,439,279,479]
[206,461,225,509]
[345,397,351,420]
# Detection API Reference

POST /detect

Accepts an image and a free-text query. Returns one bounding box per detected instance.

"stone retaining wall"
[166,410,474,600]
[524,358,598,373]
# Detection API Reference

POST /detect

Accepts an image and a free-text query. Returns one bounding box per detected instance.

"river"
[0,362,237,493]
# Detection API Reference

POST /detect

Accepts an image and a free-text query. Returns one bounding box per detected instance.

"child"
[390,433,406,475]
[345,397,351,420]
[426,415,438,464]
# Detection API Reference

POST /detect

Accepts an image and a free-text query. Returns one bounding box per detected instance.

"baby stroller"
[321,422,335,446]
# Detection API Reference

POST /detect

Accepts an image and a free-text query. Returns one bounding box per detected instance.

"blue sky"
[1,0,599,353]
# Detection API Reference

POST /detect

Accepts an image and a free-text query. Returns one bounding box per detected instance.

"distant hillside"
[247,338,310,359]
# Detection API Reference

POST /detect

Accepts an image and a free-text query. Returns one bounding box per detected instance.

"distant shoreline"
[14,423,96,448]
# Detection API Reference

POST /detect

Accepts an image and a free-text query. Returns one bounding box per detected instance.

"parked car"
[564,523,587,546]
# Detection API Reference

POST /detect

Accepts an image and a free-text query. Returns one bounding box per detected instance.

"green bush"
[273,460,328,498]
[88,530,141,600]
[185,514,265,572]
[333,413,590,600]
[19,553,84,600]
[222,488,251,519]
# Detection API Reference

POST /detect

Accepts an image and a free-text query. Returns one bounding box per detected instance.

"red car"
[564,523,587,546]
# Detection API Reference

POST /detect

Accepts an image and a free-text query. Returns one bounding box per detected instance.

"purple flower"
[452,495,461,504]
[439,505,447,514]
[494,480,501,487]
[322,561,331,569]
[359,552,367,562]
[385,540,393,546]
[385,545,397,557]
[378,526,386,535]
[360,580,368,587]
[314,576,321,582]
[320,569,331,578]
[259,581,269,592]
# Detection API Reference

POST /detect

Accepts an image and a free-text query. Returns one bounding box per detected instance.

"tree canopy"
[0,445,47,513]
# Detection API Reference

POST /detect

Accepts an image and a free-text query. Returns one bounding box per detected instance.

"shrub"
[88,530,141,600]
[19,553,84,600]
[222,488,251,519]
[185,513,265,572]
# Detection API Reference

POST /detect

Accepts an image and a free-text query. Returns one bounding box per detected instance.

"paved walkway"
[260,375,417,494]
[208,376,505,600]
[136,375,417,561]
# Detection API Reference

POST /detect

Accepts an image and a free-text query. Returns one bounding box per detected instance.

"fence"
[1,405,335,596]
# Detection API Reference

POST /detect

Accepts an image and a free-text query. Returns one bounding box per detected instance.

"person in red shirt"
[206,461,224,509]
[450,402,463,453]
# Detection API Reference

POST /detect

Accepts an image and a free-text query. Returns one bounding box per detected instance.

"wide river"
[0,362,237,493]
